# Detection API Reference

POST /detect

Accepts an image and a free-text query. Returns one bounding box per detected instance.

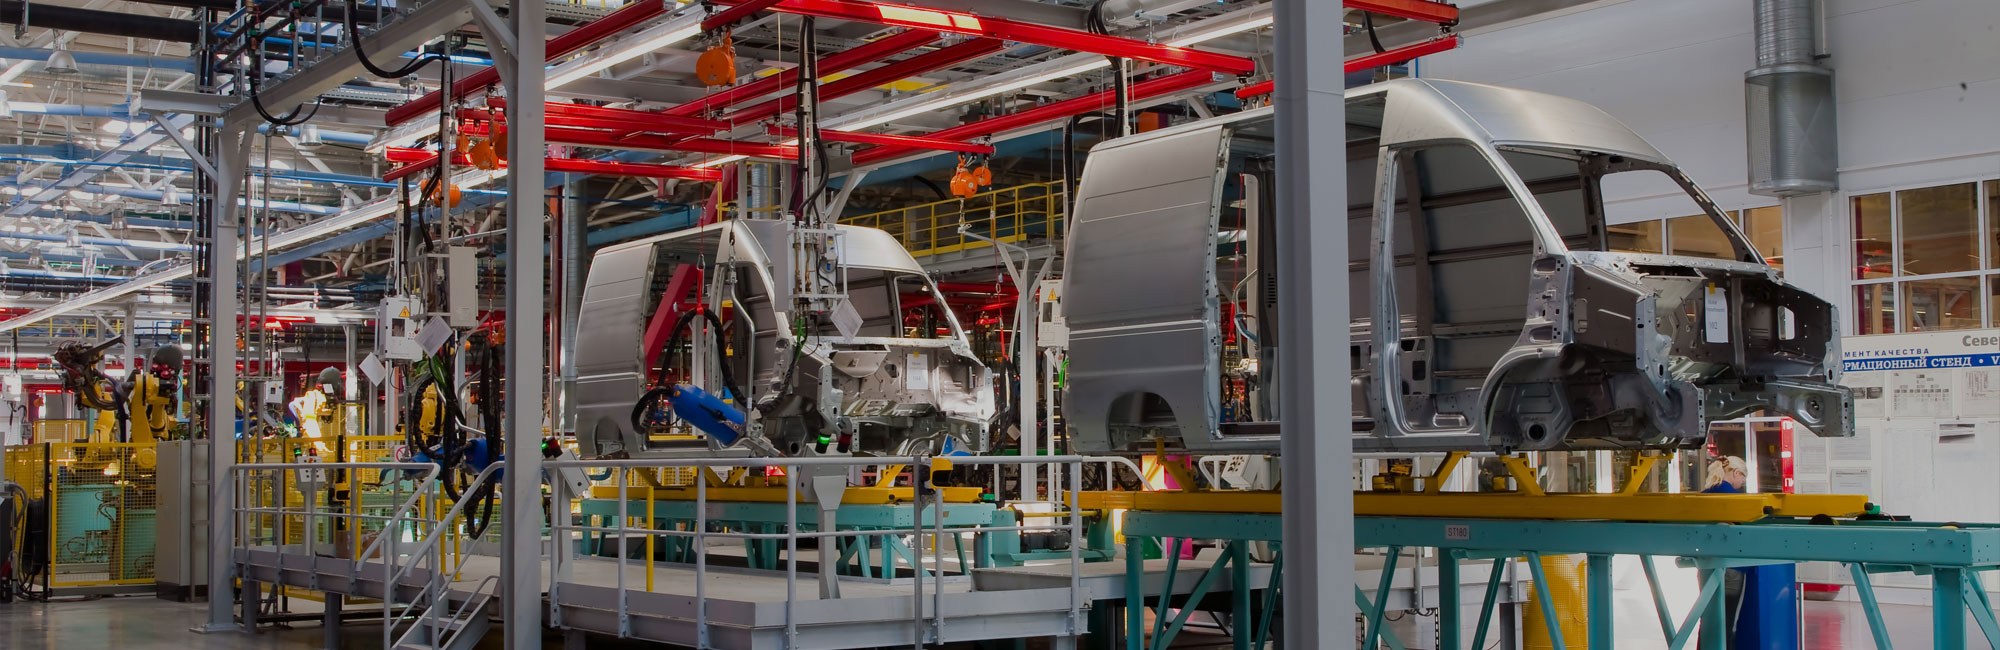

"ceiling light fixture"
[42,48,78,75]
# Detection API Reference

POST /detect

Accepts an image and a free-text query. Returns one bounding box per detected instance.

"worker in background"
[1701,455,1748,493]
[289,368,345,455]
[1699,455,1750,650]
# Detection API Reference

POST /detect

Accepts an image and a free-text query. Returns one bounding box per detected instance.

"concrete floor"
[0,593,1982,649]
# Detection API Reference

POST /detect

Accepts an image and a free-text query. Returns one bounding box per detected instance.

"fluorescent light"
[547,19,701,89]
[830,59,1111,133]
[369,14,703,153]
[812,4,1265,142]
[1163,14,1273,47]
[101,120,131,134]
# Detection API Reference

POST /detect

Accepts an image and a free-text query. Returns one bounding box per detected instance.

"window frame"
[1845,175,1999,335]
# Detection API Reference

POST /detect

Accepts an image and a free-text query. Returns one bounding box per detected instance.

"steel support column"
[1587,553,1613,648]
[197,123,253,633]
[499,0,548,644]
[1274,1,1350,648]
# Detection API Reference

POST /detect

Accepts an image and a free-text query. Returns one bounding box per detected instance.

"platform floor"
[0,594,1985,649]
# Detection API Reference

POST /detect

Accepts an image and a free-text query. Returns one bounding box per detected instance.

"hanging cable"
[245,45,322,126]
[345,0,446,79]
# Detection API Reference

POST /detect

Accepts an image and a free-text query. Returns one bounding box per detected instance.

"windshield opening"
[1498,147,1758,263]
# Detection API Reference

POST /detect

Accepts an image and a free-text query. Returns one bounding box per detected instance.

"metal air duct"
[1746,0,1837,197]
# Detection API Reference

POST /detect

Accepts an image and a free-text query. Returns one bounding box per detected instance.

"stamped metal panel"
[1377,78,1670,165]
[1064,122,1230,453]
[574,242,659,455]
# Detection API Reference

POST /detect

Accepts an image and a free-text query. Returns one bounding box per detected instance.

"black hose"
[631,309,745,433]
[345,0,444,79]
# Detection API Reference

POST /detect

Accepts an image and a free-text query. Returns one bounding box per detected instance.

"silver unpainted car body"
[574,220,995,458]
[1062,78,1853,454]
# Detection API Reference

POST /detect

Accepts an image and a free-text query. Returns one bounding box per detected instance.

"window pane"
[1607,220,1663,254]
[1853,193,1892,280]
[1854,283,1897,335]
[1903,276,1984,331]
[1988,181,2000,271]
[1742,206,1784,270]
[1898,182,1979,275]
[1991,275,2000,327]
[1667,214,1733,259]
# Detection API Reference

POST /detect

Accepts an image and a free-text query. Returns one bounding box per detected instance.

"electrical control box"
[1036,278,1068,348]
[377,296,425,360]
[447,246,478,328]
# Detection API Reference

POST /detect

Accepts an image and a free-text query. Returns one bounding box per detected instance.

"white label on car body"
[1704,284,1729,344]
[906,352,930,390]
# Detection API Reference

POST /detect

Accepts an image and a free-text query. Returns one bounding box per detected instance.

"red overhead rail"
[384,148,724,182]
[1235,35,1463,100]
[664,28,939,117]
[485,98,729,133]
[701,0,786,30]
[1346,0,1459,25]
[384,0,671,126]
[722,37,1005,125]
[766,126,994,154]
[481,125,800,159]
[852,69,1221,166]
[713,0,1255,74]
[1344,35,1461,73]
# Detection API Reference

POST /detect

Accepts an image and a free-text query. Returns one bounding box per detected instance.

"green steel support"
[1524,553,1568,650]
[1936,567,1968,650]
[1846,563,1896,650]
[1231,542,1252,650]
[1439,551,1461,650]
[1701,567,1727,650]
[1642,555,1678,643]
[1469,558,1508,650]
[1958,568,2000,648]
[1151,544,1183,647]
[1156,551,1236,650]
[1125,535,1144,650]
[1255,550,1283,650]
[1353,584,1408,650]
[1363,546,1403,650]
[1587,553,1613,649]
[1666,568,1724,650]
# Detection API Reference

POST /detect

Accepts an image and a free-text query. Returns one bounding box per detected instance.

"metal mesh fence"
[44,443,158,586]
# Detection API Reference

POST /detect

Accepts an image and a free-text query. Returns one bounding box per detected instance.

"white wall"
[1419,0,2000,301]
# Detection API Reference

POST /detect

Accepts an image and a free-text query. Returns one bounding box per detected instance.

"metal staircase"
[376,464,504,650]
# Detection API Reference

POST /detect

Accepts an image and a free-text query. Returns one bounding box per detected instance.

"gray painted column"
[1273,0,1353,647]
[500,0,547,644]
[199,125,254,632]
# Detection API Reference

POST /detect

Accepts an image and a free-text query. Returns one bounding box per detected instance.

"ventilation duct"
[1746,0,1837,197]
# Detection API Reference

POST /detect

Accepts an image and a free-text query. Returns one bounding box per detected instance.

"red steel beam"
[1234,79,1273,100]
[701,0,787,31]
[485,98,729,133]
[1342,34,1461,73]
[384,0,670,127]
[665,28,939,117]
[521,125,801,159]
[714,0,1255,74]
[1346,0,1459,25]
[384,148,724,182]
[1234,36,1462,100]
[766,125,994,154]
[852,68,1220,166]
[723,37,1004,126]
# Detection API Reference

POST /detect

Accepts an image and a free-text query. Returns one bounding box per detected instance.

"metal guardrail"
[841,181,1065,258]
[543,454,1124,648]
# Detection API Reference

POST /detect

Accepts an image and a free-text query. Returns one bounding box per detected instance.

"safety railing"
[233,460,466,647]
[543,454,1118,647]
[841,181,1065,259]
